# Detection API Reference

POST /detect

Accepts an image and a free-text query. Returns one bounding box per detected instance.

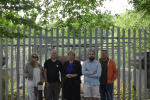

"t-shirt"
[28,67,41,88]
[100,60,108,85]
[44,59,62,83]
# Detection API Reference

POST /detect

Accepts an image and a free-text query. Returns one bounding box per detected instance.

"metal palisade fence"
[0,27,150,100]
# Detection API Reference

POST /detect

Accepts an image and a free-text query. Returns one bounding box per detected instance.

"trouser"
[28,87,38,100]
[44,82,60,100]
[100,83,113,100]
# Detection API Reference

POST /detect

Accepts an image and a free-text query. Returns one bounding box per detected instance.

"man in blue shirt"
[82,50,102,100]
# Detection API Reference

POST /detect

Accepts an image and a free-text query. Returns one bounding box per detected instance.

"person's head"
[51,50,57,59]
[30,53,39,62]
[30,53,39,67]
[67,50,75,61]
[88,50,95,61]
[101,50,108,60]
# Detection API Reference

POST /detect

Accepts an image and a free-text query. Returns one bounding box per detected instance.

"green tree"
[129,0,150,16]
[39,0,115,36]
[0,0,44,38]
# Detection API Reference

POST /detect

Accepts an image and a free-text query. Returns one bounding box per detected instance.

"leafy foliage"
[129,0,150,16]
[0,0,43,38]
[49,0,115,35]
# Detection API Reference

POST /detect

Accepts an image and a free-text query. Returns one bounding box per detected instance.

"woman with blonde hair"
[23,53,44,100]
[62,50,82,100]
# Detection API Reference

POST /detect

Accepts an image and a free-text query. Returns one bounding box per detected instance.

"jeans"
[100,83,113,100]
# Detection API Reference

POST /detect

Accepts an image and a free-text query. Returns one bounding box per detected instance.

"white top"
[28,68,41,88]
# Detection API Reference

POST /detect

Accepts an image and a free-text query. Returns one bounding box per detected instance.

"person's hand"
[109,81,113,84]
[45,82,49,88]
[26,73,29,78]
[66,74,71,78]
[40,80,44,83]
[93,71,97,74]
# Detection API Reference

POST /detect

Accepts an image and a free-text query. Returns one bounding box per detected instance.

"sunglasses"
[32,56,38,58]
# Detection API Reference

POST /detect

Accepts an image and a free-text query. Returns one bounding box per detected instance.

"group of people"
[23,49,118,100]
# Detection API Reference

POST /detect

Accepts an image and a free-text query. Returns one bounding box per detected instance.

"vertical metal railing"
[45,28,48,60]
[133,28,137,100]
[16,26,20,100]
[139,29,142,99]
[84,28,87,61]
[123,28,125,100]
[73,28,75,52]
[67,28,70,52]
[100,28,103,55]
[128,29,131,99]
[144,29,147,100]
[0,35,2,100]
[78,28,81,57]
[90,28,92,51]
[95,28,98,60]
[23,27,26,100]
[117,27,121,100]
[0,27,150,100]
[57,28,59,53]
[62,28,64,56]
[111,28,115,99]
[51,28,54,50]
[5,27,8,100]
[11,27,14,100]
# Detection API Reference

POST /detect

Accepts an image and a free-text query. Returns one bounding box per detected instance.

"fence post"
[0,35,3,100]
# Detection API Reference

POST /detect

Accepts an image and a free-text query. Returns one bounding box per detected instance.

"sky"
[100,0,133,15]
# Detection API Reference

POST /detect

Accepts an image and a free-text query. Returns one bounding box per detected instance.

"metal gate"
[0,27,150,100]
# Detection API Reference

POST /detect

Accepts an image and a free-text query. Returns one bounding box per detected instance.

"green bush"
[2,71,17,99]
[114,80,147,100]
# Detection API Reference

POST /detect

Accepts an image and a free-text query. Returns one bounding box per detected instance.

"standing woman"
[62,50,82,100]
[23,53,44,100]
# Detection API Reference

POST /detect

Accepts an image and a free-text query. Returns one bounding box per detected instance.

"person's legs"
[86,97,92,100]
[28,87,36,100]
[72,84,81,100]
[53,82,60,100]
[91,85,99,100]
[92,97,98,100]
[44,83,53,100]
[34,87,38,100]
[84,85,92,100]
[106,83,113,100]
[100,84,106,100]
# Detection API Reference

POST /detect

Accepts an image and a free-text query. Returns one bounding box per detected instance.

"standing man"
[82,50,102,100]
[98,50,118,100]
[44,50,62,100]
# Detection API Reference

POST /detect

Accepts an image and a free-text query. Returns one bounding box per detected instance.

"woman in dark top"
[62,50,82,100]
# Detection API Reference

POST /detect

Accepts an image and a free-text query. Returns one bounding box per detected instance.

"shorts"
[84,85,99,98]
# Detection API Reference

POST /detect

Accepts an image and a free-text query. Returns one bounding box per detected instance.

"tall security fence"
[0,27,150,100]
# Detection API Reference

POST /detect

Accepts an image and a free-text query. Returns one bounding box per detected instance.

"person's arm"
[44,69,48,83]
[59,62,63,88]
[111,61,118,82]
[40,65,44,82]
[23,63,29,78]
[89,63,102,78]
[82,62,93,76]
[61,62,67,78]
[44,61,49,88]
[71,61,82,78]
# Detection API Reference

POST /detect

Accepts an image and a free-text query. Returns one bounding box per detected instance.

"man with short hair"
[82,50,102,100]
[98,50,118,100]
[44,50,62,100]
